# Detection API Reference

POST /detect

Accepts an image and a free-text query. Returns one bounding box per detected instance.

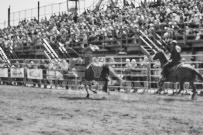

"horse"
[68,57,124,98]
[153,50,203,99]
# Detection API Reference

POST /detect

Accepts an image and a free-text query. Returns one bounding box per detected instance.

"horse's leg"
[84,82,89,98]
[50,80,53,89]
[157,79,164,94]
[102,79,110,95]
[176,81,184,95]
[63,79,68,89]
[172,83,177,95]
[190,82,197,100]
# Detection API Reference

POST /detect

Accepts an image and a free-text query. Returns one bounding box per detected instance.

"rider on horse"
[83,44,100,67]
[162,40,182,80]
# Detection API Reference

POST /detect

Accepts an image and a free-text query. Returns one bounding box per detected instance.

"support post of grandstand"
[38,1,40,22]
[8,6,10,27]
[139,30,159,52]
[66,0,69,13]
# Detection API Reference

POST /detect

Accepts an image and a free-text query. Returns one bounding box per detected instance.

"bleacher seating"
[0,0,202,59]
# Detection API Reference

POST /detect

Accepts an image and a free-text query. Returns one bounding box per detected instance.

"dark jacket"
[170,45,181,63]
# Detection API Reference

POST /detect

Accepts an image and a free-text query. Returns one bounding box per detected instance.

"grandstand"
[0,0,203,91]
[0,0,203,60]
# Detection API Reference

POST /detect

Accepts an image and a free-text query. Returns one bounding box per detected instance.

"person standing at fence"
[124,59,132,80]
[39,59,48,88]
[11,60,24,86]
[60,59,69,89]
[26,61,38,87]
[47,60,54,89]
[140,55,150,89]
[107,57,116,90]
[83,44,99,67]
[130,59,137,69]
[151,60,161,88]
[47,60,63,89]
[130,59,139,92]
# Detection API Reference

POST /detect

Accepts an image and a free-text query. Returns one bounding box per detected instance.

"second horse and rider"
[162,40,182,81]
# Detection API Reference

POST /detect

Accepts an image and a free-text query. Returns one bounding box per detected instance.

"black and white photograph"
[0,0,203,134]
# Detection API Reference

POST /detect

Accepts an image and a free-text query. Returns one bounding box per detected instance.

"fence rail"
[0,55,202,92]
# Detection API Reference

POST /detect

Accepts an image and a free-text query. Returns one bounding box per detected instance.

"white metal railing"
[0,55,202,92]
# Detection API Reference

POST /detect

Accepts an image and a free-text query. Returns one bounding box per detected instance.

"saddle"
[169,62,183,73]
[87,63,104,79]
[161,62,183,81]
[86,62,103,69]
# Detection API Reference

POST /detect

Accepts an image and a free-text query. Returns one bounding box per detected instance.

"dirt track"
[0,86,203,135]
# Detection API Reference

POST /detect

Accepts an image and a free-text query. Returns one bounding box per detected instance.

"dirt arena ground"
[0,86,203,135]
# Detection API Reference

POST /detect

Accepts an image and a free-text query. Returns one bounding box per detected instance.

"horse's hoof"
[191,93,196,100]
[102,89,108,93]
[178,93,184,97]
[176,93,180,96]
[86,94,90,98]
[103,91,110,95]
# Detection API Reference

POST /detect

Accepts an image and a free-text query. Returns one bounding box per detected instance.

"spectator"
[125,58,132,69]
[130,59,137,69]
[39,59,48,88]
[123,58,132,80]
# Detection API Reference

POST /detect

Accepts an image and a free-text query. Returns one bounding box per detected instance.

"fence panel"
[0,56,202,93]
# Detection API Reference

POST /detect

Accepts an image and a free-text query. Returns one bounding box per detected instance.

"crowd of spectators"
[0,0,203,90]
[0,0,203,57]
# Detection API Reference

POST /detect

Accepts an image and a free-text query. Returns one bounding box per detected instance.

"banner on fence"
[0,68,8,77]
[27,69,43,79]
[47,70,63,80]
[10,68,24,78]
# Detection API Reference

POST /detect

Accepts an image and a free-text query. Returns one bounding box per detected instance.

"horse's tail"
[108,66,124,83]
[194,69,203,81]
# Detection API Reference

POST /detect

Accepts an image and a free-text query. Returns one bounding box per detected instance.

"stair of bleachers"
[138,30,161,56]
[43,39,60,59]
[0,47,10,63]
[2,0,203,60]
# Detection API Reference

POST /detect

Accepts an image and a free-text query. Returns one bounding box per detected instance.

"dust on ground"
[0,85,203,135]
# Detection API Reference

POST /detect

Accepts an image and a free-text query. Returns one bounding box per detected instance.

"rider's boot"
[162,74,168,81]
[162,69,169,81]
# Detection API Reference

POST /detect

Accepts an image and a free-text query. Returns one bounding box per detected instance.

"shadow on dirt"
[161,98,192,102]
[59,96,141,103]
[59,96,107,101]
